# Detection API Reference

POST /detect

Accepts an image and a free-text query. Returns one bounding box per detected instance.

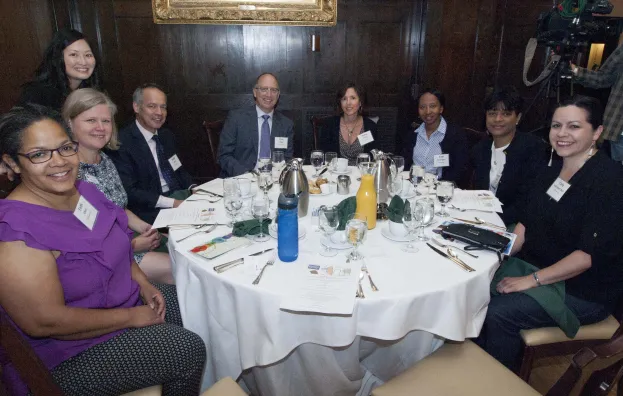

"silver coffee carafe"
[279,158,309,217]
[370,149,395,204]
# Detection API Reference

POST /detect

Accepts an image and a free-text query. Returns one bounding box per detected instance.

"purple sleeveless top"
[0,181,141,395]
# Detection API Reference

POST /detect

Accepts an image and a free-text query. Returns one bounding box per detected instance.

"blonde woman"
[63,88,173,284]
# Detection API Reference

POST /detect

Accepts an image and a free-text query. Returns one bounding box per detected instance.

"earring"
[548,147,554,167]
[588,143,595,158]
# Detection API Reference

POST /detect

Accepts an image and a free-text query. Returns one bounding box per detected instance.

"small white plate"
[381,226,416,242]
[330,168,351,175]
[320,231,352,250]
[389,190,417,200]
[309,191,334,197]
[269,224,307,239]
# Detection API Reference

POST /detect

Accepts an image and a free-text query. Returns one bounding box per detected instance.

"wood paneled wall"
[3,0,612,179]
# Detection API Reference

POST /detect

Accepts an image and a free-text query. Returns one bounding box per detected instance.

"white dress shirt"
[489,142,510,195]
[255,105,274,167]
[135,120,174,208]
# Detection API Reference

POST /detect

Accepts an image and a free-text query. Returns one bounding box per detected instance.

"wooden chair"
[202,120,224,176]
[371,337,623,396]
[518,300,623,382]
[461,127,488,189]
[0,312,246,395]
[310,115,332,150]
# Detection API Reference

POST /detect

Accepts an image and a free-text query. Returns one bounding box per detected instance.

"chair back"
[0,312,63,395]
[461,127,488,189]
[203,120,224,177]
[310,116,332,150]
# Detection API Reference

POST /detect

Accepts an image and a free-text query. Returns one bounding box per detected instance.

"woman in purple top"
[0,104,205,395]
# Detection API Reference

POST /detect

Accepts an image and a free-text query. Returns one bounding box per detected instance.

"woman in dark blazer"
[471,86,548,225]
[404,89,468,185]
[317,82,379,165]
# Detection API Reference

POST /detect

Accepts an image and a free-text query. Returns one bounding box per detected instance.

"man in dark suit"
[218,73,294,177]
[109,84,194,224]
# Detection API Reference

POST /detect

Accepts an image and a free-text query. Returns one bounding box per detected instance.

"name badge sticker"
[433,154,450,168]
[357,131,374,146]
[546,177,571,202]
[85,174,98,184]
[275,137,288,149]
[168,154,182,171]
[73,195,99,230]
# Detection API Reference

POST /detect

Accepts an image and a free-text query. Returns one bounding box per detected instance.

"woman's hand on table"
[495,275,535,294]
[139,282,166,320]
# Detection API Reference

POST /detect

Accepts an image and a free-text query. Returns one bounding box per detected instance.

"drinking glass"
[388,173,403,196]
[346,213,367,261]
[409,165,425,195]
[414,199,434,242]
[258,156,271,172]
[402,202,420,253]
[319,206,339,257]
[251,195,270,242]
[356,153,370,181]
[271,150,285,182]
[393,155,405,175]
[324,152,337,172]
[223,179,243,225]
[310,150,324,177]
[436,181,455,217]
[258,169,274,201]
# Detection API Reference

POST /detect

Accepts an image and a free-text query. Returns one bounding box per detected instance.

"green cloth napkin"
[168,189,192,200]
[491,257,580,338]
[337,197,357,230]
[387,195,409,223]
[232,219,272,237]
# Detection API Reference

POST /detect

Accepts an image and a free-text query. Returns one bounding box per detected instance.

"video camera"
[536,0,614,54]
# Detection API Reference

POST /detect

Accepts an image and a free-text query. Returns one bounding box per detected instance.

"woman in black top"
[19,28,102,110]
[317,82,378,165]
[476,96,623,371]
[471,86,548,225]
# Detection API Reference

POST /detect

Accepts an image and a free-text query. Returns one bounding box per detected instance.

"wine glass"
[324,152,337,172]
[402,202,420,253]
[310,150,324,177]
[251,195,270,242]
[258,156,271,172]
[414,199,434,241]
[346,213,367,261]
[223,179,243,225]
[272,150,285,183]
[388,173,403,197]
[409,165,425,195]
[436,181,455,217]
[319,206,339,257]
[393,155,405,175]
[258,169,274,201]
[356,153,370,181]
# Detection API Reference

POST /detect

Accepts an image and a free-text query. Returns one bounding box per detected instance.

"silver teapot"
[279,158,309,217]
[370,149,395,204]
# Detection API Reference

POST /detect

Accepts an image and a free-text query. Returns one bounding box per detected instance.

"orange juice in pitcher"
[356,162,378,229]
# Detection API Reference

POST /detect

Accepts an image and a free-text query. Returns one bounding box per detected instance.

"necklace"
[341,117,361,137]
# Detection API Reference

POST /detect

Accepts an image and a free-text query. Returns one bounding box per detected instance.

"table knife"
[250,248,274,256]
[194,189,223,198]
[426,243,475,272]
[318,167,329,176]
[214,258,244,273]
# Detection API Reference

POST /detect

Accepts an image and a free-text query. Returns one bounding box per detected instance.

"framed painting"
[152,0,337,26]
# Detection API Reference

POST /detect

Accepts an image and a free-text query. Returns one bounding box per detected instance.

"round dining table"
[169,166,505,395]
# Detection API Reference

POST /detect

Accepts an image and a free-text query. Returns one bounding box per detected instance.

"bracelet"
[533,272,542,287]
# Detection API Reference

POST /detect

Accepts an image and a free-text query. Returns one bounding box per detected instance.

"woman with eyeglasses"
[0,105,205,395]
[317,82,379,165]
[470,86,548,226]
[63,88,174,284]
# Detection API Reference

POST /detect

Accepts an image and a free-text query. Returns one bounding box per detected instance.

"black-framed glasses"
[255,87,280,94]
[17,141,79,164]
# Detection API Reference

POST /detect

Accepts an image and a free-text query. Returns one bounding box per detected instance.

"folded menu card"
[152,207,215,228]
[190,233,252,260]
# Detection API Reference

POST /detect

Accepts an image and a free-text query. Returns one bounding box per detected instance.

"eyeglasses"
[255,87,280,94]
[17,142,79,164]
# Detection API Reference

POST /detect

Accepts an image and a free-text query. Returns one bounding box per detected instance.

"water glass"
[258,156,271,172]
[319,206,339,257]
[223,179,243,224]
[402,202,420,253]
[251,195,270,242]
[436,181,454,217]
[388,173,403,196]
[310,150,324,177]
[346,213,367,261]
[393,155,405,175]
[415,199,434,241]
[258,169,274,200]
[324,152,337,171]
[272,150,285,182]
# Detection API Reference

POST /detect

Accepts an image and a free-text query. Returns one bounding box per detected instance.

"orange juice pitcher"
[356,162,378,229]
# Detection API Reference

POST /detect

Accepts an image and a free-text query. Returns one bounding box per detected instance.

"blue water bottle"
[278,193,299,262]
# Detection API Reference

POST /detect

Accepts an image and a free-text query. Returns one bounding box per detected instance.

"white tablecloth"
[170,167,503,395]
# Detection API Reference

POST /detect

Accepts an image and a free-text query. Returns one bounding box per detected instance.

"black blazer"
[471,132,548,225]
[404,122,468,185]
[108,121,194,224]
[18,82,65,111]
[317,116,379,154]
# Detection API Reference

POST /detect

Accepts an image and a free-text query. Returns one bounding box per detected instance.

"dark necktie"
[259,114,271,158]
[151,134,181,192]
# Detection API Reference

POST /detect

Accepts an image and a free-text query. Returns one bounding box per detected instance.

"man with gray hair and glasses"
[218,73,294,177]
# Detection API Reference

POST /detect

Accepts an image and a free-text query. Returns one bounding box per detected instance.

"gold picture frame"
[152,0,337,26]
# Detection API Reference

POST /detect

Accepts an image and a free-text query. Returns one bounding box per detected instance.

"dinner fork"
[175,224,217,243]
[361,262,378,291]
[432,238,479,258]
[252,256,276,285]
[448,204,492,214]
